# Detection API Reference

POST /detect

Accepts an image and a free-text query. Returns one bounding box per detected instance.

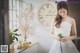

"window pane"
[9,10,13,21]
[9,0,12,9]
[17,0,19,11]
[13,10,17,21]
[9,21,13,29]
[9,10,13,29]
[16,11,19,17]
[13,0,16,10]
[9,0,23,30]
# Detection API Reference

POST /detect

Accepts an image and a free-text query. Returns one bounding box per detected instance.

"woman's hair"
[55,1,68,28]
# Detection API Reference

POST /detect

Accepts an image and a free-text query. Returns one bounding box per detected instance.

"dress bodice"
[54,21,72,37]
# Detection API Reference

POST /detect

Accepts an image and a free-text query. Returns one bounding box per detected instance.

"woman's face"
[58,8,68,17]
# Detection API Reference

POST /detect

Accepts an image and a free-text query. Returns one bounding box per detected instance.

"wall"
[0,0,4,45]
[0,0,9,45]
[21,0,55,53]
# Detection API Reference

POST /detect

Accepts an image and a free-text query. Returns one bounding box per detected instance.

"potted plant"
[9,29,21,50]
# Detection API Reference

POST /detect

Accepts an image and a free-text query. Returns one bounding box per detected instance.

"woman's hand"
[60,36,70,42]
[55,37,61,41]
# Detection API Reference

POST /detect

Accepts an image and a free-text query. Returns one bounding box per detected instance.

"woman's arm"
[50,20,54,39]
[70,19,77,40]
[50,19,60,40]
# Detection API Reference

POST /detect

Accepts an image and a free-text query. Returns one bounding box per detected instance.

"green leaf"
[13,29,18,32]
[14,33,21,36]
[58,33,63,38]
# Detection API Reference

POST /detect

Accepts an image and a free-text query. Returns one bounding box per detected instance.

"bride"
[49,1,79,53]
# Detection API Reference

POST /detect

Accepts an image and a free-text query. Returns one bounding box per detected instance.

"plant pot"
[10,43,14,53]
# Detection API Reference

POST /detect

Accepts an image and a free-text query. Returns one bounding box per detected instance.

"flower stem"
[60,39,62,53]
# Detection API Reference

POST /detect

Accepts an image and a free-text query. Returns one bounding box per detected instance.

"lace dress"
[49,21,79,53]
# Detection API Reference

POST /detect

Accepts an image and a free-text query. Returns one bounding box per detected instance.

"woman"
[49,1,79,53]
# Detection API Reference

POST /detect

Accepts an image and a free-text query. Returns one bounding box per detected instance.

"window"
[9,0,31,41]
[9,0,28,30]
[9,0,19,29]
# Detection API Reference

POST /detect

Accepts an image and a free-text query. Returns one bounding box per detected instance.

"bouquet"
[58,33,63,38]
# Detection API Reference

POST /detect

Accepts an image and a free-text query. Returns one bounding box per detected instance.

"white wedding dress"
[49,21,79,53]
